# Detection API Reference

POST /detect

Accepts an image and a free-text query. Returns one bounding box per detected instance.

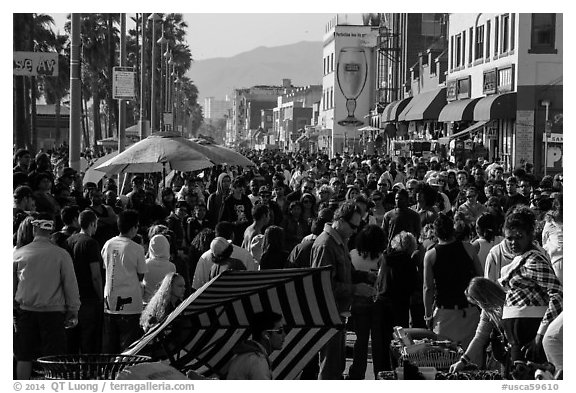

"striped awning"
[124,267,342,380]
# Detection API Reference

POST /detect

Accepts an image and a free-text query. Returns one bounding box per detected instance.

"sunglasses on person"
[266,327,285,335]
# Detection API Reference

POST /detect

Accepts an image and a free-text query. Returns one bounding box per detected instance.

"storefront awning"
[438,97,481,122]
[473,92,517,121]
[381,97,413,122]
[449,120,489,140]
[398,87,447,121]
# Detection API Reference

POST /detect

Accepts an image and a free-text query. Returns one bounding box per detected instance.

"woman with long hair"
[449,277,508,374]
[140,272,186,333]
[259,226,289,270]
[300,193,317,226]
[281,201,308,253]
[370,190,387,227]
[347,225,387,379]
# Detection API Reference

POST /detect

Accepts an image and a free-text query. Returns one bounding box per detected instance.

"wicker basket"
[36,354,151,380]
[399,350,461,370]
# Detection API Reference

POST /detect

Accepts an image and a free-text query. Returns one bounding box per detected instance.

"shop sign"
[446,80,457,101]
[542,133,563,143]
[457,77,471,100]
[483,69,497,95]
[498,65,514,93]
[487,128,498,140]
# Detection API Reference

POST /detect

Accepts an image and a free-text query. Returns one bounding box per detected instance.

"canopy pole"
[163,162,166,188]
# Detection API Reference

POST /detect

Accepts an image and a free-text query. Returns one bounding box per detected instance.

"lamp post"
[158,29,168,131]
[148,13,161,133]
[139,13,148,140]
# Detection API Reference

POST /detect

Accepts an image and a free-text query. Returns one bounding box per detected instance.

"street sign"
[112,66,136,100]
[13,51,59,77]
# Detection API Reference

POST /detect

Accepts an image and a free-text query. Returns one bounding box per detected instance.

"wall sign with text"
[13,51,59,77]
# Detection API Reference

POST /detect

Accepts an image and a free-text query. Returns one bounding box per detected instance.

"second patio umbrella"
[190,138,255,167]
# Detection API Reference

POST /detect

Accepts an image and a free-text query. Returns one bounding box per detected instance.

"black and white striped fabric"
[124,267,343,380]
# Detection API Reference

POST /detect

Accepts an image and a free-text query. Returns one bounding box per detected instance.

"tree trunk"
[55,100,61,144]
[93,94,103,150]
[30,76,38,152]
[81,90,90,151]
[14,76,27,150]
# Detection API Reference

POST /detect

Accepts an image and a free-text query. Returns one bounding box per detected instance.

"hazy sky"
[49,13,364,60]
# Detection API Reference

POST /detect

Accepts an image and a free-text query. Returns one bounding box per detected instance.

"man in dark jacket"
[311,201,376,379]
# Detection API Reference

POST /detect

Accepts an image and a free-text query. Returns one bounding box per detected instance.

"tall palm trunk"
[14,76,27,150]
[30,76,38,151]
[55,100,61,143]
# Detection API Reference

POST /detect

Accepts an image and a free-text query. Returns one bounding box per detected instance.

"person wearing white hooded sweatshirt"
[143,235,176,303]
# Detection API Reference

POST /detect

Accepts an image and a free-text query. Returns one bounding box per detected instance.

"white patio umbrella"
[190,138,255,167]
[357,125,381,132]
[94,132,214,175]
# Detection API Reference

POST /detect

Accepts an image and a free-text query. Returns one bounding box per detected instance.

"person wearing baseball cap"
[209,237,247,279]
[13,215,81,379]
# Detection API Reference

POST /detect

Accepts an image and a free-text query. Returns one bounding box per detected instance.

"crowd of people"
[13,145,563,380]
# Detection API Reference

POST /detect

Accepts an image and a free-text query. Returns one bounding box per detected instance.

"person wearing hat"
[14,217,81,379]
[208,237,247,279]
[427,174,452,214]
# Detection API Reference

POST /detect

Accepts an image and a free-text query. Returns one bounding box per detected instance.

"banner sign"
[113,66,136,100]
[13,51,59,76]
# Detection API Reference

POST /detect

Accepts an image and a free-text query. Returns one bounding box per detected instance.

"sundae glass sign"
[336,47,367,126]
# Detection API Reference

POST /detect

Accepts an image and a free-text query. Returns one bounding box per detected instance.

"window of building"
[421,13,443,37]
[486,20,491,59]
[462,30,466,65]
[511,14,515,51]
[331,53,334,72]
[323,57,326,75]
[494,16,499,56]
[455,33,462,67]
[330,87,334,108]
[469,27,473,64]
[450,35,454,70]
[475,25,485,60]
[530,13,556,53]
[501,14,510,53]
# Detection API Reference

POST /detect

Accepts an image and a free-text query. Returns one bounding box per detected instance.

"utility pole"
[69,14,81,171]
[118,13,127,187]
[140,13,148,140]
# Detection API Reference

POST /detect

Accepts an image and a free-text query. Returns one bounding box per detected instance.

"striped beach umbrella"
[123,267,343,380]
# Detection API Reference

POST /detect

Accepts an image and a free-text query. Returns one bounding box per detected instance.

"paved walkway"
[345,331,375,380]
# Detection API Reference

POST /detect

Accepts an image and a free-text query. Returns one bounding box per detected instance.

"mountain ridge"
[188,40,324,103]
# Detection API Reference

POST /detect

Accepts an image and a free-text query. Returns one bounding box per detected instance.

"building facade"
[444,13,563,174]
[319,16,379,156]
[203,97,231,120]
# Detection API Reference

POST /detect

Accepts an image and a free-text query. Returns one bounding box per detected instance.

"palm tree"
[66,14,109,150]
[39,33,70,146]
